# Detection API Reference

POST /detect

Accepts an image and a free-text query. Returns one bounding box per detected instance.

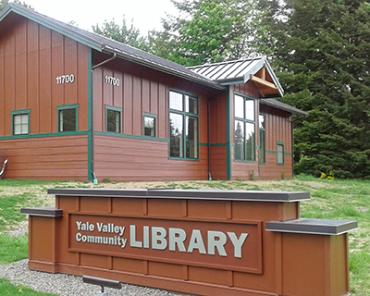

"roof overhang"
[260,98,308,116]
[0,4,224,92]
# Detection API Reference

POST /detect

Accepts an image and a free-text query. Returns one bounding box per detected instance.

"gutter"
[102,46,225,91]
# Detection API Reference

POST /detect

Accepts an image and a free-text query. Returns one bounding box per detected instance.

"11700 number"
[56,74,75,85]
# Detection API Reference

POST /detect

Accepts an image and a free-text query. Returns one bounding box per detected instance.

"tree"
[254,0,370,178]
[150,0,254,66]
[92,17,148,51]
[0,0,33,10]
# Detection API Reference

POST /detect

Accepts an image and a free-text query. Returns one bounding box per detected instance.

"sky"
[20,0,177,34]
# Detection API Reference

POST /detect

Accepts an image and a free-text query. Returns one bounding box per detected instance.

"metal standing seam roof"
[260,99,308,116]
[189,57,284,97]
[0,3,223,90]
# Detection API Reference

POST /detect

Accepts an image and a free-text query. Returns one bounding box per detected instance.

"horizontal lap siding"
[0,136,88,180]
[93,58,212,181]
[0,16,89,180]
[94,136,208,181]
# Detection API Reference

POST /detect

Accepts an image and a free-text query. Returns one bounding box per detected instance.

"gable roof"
[189,57,284,96]
[0,3,223,90]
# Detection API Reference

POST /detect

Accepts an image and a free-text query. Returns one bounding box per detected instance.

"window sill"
[169,157,199,162]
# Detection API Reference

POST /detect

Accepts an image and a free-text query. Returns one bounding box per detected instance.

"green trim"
[57,104,79,132]
[87,49,94,181]
[226,86,232,180]
[168,90,200,161]
[200,143,227,147]
[95,131,168,143]
[105,105,122,133]
[143,113,157,137]
[11,109,31,136]
[0,131,88,141]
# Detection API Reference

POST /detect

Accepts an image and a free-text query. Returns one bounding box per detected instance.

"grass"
[0,279,54,296]
[0,176,369,295]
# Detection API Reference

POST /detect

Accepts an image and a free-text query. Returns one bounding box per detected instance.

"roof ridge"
[188,56,265,69]
[1,3,224,90]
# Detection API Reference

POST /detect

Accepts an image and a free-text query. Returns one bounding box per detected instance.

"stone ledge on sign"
[266,219,357,235]
[21,208,63,218]
[47,188,310,202]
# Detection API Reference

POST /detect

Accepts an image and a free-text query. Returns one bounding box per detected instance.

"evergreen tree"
[254,0,370,178]
[92,17,148,51]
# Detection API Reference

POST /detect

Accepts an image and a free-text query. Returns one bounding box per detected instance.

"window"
[277,143,284,164]
[169,91,198,159]
[106,107,122,133]
[58,105,78,132]
[259,114,266,164]
[143,115,156,137]
[234,95,255,161]
[12,111,30,135]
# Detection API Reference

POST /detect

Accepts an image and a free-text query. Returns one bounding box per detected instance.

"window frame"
[105,105,122,134]
[276,142,285,165]
[143,113,157,138]
[168,89,199,161]
[12,110,31,136]
[57,104,79,133]
[259,113,266,164]
[233,94,256,162]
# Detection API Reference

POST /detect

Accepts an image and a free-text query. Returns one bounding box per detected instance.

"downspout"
[226,86,232,180]
[92,52,117,70]
[290,116,294,178]
[88,52,117,183]
[207,99,212,180]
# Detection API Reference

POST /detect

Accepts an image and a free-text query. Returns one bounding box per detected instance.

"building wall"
[230,83,293,180]
[92,57,214,181]
[0,16,89,180]
[259,105,293,179]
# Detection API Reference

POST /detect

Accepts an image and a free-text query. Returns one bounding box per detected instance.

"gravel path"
[0,260,183,296]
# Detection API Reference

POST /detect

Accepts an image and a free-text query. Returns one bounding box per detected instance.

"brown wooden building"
[0,4,306,181]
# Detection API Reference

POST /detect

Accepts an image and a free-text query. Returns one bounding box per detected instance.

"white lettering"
[151,227,167,250]
[143,226,150,248]
[187,229,206,254]
[169,228,186,252]
[129,225,142,248]
[227,232,248,258]
[208,231,227,257]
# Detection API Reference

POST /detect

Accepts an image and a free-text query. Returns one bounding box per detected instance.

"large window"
[234,95,255,161]
[169,91,198,159]
[58,105,78,132]
[106,107,122,133]
[12,111,30,135]
[143,115,156,137]
[277,143,284,165]
[259,114,266,164]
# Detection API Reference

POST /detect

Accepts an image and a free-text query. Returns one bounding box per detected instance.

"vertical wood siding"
[0,17,89,136]
[231,83,292,180]
[0,16,89,180]
[92,58,212,181]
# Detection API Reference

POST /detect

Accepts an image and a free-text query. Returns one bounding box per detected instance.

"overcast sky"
[21,0,177,34]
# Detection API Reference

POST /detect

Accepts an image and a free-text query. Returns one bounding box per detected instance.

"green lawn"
[0,279,54,296]
[0,176,369,295]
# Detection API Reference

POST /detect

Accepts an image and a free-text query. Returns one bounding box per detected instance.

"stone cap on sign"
[47,188,310,202]
[266,219,357,235]
[21,208,63,218]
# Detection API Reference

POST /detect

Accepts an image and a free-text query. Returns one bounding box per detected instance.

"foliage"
[92,17,149,51]
[0,279,55,296]
[0,0,33,10]
[149,0,254,66]
[0,235,28,264]
[253,0,370,178]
